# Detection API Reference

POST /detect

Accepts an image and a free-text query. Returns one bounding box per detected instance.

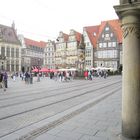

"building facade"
[44,40,55,69]
[0,23,21,72]
[55,31,68,69]
[95,19,122,70]
[67,29,82,69]
[18,35,46,72]
[83,25,99,69]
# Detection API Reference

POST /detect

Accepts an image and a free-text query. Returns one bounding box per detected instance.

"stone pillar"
[114,2,140,139]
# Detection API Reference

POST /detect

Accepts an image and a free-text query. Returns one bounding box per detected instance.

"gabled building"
[55,31,68,68]
[96,19,122,70]
[83,25,100,69]
[44,40,55,69]
[0,23,21,72]
[67,29,82,69]
[18,35,46,72]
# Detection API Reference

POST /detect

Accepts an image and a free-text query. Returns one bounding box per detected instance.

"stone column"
[114,2,140,139]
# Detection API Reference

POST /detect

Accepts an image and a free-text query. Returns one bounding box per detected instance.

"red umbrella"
[50,69,58,72]
[40,68,50,72]
[32,68,39,72]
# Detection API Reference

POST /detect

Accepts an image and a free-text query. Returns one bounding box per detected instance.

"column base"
[118,134,140,140]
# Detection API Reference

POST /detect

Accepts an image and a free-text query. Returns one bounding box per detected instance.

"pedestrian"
[84,71,88,80]
[3,71,8,88]
[0,71,6,91]
[0,71,3,89]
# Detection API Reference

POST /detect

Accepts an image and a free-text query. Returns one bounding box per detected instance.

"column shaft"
[122,13,140,138]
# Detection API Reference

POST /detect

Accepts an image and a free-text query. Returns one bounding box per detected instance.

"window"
[1,47,5,56]
[97,50,117,58]
[99,43,103,48]
[105,34,109,38]
[16,48,19,58]
[93,32,96,36]
[102,34,104,38]
[105,27,109,31]
[6,47,10,57]
[112,42,116,47]
[11,48,14,57]
[110,33,113,37]
[108,42,112,47]
[103,43,107,48]
[87,42,89,46]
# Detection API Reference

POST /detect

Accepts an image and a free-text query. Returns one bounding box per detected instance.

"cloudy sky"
[0,0,119,41]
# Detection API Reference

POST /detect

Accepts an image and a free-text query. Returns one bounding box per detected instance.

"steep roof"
[0,24,21,45]
[24,38,47,48]
[63,33,69,42]
[75,31,82,42]
[98,19,122,43]
[84,25,100,48]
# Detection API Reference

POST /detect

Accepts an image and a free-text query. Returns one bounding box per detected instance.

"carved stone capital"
[122,25,140,39]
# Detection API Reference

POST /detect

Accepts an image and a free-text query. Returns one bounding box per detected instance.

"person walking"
[0,71,6,91]
[0,71,3,89]
[3,71,8,88]
[84,71,88,80]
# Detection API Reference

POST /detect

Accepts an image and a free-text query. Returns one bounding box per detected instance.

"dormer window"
[102,34,104,38]
[93,32,96,36]
[105,34,109,38]
[110,33,113,37]
[105,27,109,31]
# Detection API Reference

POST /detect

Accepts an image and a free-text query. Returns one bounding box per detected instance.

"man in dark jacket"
[3,71,8,88]
[0,71,6,91]
[0,71,3,88]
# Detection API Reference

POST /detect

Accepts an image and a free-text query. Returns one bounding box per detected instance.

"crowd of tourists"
[49,71,75,82]
[84,69,108,80]
[0,68,109,92]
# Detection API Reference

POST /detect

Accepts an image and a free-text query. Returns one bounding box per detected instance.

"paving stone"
[79,135,109,140]
[55,130,83,140]
[35,133,57,140]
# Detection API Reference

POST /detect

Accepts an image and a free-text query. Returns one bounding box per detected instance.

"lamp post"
[37,59,40,82]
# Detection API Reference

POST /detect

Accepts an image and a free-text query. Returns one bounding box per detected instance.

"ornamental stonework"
[122,26,140,39]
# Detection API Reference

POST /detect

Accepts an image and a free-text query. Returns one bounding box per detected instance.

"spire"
[12,21,15,29]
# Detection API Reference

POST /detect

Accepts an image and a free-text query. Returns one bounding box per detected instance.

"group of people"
[0,71,8,91]
[84,69,108,80]
[49,71,75,82]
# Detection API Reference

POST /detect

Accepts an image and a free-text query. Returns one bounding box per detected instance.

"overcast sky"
[0,0,119,41]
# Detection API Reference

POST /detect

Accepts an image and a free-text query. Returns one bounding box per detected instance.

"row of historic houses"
[0,19,122,73]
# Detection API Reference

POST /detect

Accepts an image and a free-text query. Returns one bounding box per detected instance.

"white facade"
[83,30,94,69]
[44,40,55,69]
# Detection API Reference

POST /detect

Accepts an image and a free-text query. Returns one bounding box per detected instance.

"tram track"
[0,80,121,120]
[0,78,121,109]
[0,77,116,101]
[0,83,121,139]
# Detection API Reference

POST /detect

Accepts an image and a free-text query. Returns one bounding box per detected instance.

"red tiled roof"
[109,20,122,43]
[84,25,100,48]
[98,19,122,43]
[75,31,82,42]
[24,38,47,48]
[63,33,69,42]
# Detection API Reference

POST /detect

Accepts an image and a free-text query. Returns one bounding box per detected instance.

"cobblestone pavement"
[33,89,122,140]
[0,76,122,140]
